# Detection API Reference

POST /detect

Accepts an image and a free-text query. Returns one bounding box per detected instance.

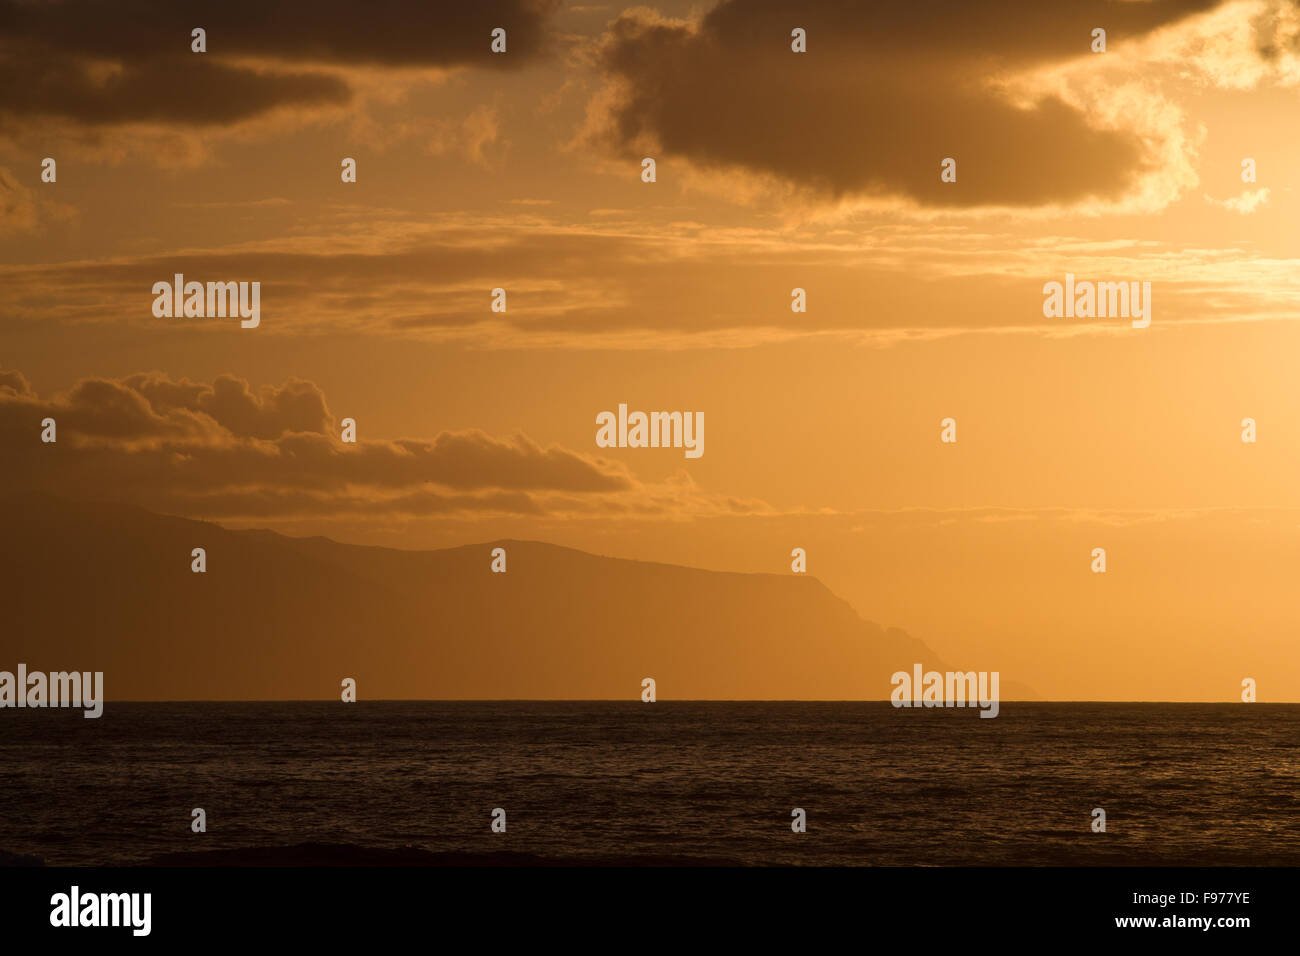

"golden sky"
[4,0,1300,699]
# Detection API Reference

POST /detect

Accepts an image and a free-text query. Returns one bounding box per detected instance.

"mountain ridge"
[0,494,1027,701]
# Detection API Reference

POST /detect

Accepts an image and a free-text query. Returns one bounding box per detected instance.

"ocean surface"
[2,702,1298,866]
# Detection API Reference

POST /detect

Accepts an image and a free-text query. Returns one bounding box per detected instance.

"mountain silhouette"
[1,494,957,700]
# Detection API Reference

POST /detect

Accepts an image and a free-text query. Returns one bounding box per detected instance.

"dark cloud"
[592,0,1223,207]
[0,369,633,518]
[0,53,350,126]
[0,0,556,127]
[692,0,1219,62]
[124,373,333,439]
[0,0,557,66]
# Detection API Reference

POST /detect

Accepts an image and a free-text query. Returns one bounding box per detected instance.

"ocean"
[2,702,1298,866]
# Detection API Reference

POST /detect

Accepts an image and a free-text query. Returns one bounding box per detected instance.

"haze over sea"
[3,702,1297,866]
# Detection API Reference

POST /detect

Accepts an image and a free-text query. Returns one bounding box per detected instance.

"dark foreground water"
[2,702,1298,866]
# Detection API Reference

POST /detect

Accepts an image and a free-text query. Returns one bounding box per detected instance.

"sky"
[4,0,1300,699]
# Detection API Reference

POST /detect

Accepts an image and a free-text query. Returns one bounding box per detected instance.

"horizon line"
[71,698,1297,705]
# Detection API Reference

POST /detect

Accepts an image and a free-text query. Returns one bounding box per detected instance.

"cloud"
[0,165,76,234]
[122,372,333,439]
[426,104,506,166]
[0,165,38,232]
[0,369,767,521]
[1204,187,1271,213]
[0,0,557,135]
[0,368,34,395]
[7,210,1300,347]
[0,52,351,127]
[0,0,557,67]
[1141,0,1300,88]
[583,0,1223,210]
